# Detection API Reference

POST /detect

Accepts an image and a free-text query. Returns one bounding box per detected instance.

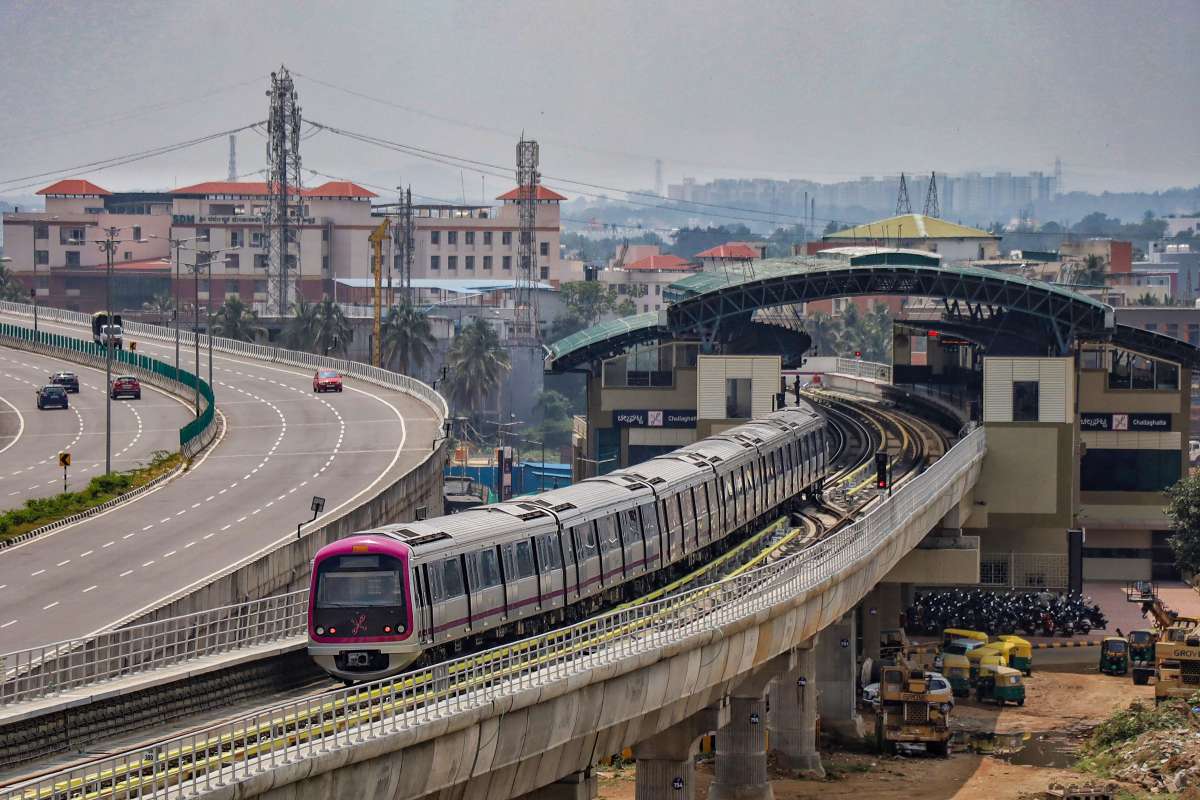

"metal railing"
[0,321,216,459]
[0,428,985,800]
[980,552,1069,590]
[0,592,307,708]
[0,300,447,422]
[832,357,892,383]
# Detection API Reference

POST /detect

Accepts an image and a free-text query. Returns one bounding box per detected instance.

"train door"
[512,538,539,613]
[535,533,565,608]
[799,435,810,487]
[619,508,646,575]
[637,501,662,570]
[413,563,435,644]
[679,490,697,555]
[434,555,469,641]
[559,527,581,602]
[697,481,713,545]
[572,524,601,597]
[466,548,505,629]
[596,517,622,583]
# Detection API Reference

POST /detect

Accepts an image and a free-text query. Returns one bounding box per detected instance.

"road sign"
[58,452,71,468]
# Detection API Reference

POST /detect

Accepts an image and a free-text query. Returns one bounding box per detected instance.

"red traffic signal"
[874,451,889,489]
[854,350,862,359]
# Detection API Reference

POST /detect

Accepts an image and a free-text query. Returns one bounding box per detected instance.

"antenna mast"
[227,135,237,182]
[263,66,303,316]
[515,137,541,344]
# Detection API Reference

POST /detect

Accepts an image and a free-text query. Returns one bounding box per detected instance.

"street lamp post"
[151,233,209,379]
[79,225,146,474]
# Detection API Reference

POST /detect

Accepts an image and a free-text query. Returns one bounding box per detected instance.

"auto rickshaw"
[983,640,1017,669]
[942,628,989,649]
[998,635,1033,676]
[1129,629,1158,685]
[968,649,1007,684]
[1100,637,1129,675]
[975,663,1026,706]
[942,653,972,697]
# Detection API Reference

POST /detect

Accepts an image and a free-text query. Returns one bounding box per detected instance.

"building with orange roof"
[596,246,698,314]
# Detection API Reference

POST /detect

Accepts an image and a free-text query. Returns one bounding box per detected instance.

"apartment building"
[405,186,567,286]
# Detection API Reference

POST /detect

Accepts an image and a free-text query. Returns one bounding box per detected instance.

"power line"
[304,119,822,227]
[0,122,265,194]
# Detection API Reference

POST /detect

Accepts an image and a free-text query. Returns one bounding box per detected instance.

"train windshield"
[316,554,405,608]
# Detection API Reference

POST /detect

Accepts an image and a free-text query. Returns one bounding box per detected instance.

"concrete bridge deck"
[0,427,985,800]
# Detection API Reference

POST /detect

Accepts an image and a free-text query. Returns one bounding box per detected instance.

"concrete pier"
[633,704,728,800]
[817,612,863,742]
[768,642,823,777]
[709,695,773,800]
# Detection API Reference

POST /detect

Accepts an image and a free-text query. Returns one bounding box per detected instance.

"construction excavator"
[1126,581,1200,696]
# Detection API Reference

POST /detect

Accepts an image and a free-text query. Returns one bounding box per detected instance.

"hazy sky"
[1,0,1197,203]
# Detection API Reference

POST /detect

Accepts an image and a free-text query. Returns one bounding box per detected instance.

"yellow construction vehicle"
[874,665,952,757]
[1154,630,1200,704]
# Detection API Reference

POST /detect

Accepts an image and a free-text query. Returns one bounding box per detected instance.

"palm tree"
[804,312,841,357]
[312,297,353,357]
[142,292,176,327]
[445,318,510,413]
[863,302,893,362]
[382,302,436,374]
[209,296,264,343]
[282,299,320,351]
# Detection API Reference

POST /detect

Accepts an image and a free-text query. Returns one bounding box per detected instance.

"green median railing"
[0,322,217,458]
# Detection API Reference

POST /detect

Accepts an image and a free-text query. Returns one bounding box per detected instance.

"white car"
[863,672,955,709]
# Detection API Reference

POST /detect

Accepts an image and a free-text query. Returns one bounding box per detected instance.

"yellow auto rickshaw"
[976,663,1026,706]
[984,640,1017,669]
[942,628,989,649]
[998,635,1033,676]
[968,648,1006,684]
[942,653,972,697]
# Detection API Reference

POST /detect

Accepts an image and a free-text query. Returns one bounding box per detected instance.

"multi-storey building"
[405,186,567,286]
[1,180,171,310]
[1,179,572,313]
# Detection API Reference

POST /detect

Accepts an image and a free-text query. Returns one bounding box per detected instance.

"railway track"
[0,395,956,799]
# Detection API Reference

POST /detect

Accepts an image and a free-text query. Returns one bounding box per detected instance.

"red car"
[110,375,141,400]
[313,370,343,393]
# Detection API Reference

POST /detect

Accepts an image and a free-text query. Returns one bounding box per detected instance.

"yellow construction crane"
[368,218,392,368]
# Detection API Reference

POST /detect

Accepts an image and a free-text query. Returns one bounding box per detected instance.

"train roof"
[521,477,649,526]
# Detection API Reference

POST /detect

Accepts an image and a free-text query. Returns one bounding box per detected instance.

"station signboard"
[1079,412,1172,431]
[612,409,698,428]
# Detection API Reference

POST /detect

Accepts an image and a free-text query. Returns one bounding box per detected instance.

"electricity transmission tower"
[263,66,303,316]
[895,173,912,216]
[392,185,414,305]
[514,137,541,345]
[923,172,940,218]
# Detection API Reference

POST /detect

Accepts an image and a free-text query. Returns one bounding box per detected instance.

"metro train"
[308,403,830,682]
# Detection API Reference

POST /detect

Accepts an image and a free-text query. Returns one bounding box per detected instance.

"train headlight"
[329,627,337,635]
[384,626,393,633]
[315,627,325,635]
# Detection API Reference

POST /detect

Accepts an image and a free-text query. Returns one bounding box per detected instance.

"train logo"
[351,613,368,636]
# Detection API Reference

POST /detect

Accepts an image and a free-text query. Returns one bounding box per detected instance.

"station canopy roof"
[825,213,997,241]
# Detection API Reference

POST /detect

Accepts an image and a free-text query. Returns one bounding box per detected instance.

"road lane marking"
[82,585,97,593]
[30,569,44,577]
[119,570,133,577]
[0,620,16,629]
[42,601,59,610]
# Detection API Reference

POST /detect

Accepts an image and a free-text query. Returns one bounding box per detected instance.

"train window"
[538,535,562,570]
[442,558,466,597]
[598,517,620,548]
[596,520,613,554]
[515,540,536,579]
[315,554,405,608]
[478,549,502,587]
[575,524,597,553]
[624,509,641,536]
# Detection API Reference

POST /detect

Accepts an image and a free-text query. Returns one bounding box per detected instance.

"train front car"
[308,535,421,682]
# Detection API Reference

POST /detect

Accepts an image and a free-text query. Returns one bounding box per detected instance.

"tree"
[803,312,841,357]
[381,302,435,374]
[282,299,320,351]
[142,292,176,327]
[208,296,264,342]
[1078,254,1106,286]
[558,281,633,326]
[532,390,574,452]
[445,318,511,413]
[0,261,26,302]
[311,297,353,356]
[862,302,893,362]
[1166,475,1200,575]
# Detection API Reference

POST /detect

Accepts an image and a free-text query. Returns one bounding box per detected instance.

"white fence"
[0,428,985,800]
[980,552,1070,590]
[0,592,307,707]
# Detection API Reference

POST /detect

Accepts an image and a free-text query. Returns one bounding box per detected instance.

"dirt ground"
[595,667,1152,799]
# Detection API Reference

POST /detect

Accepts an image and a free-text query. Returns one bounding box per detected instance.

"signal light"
[329,627,337,634]
[384,626,393,633]
[874,451,889,490]
[854,350,862,359]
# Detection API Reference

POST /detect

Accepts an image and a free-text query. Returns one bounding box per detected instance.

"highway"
[0,349,192,509]
[0,313,441,653]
